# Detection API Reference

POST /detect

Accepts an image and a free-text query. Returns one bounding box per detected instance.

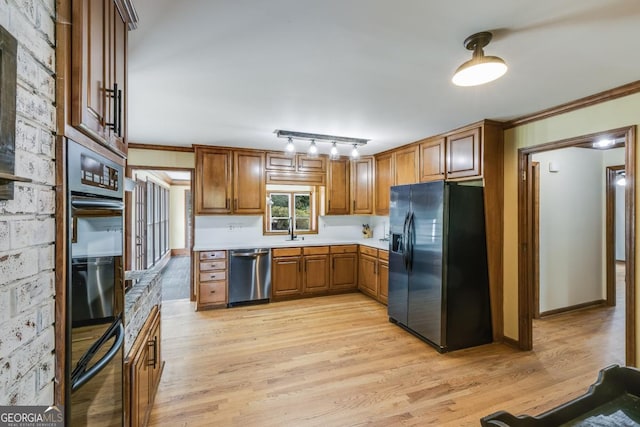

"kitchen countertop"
[193,237,390,252]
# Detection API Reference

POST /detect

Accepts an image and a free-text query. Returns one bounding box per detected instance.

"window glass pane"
[269,193,290,232]
[294,194,311,231]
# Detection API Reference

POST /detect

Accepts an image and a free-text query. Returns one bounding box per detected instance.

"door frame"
[517,125,636,366]
[606,165,626,307]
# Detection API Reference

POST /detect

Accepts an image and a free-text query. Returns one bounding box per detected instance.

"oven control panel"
[80,154,119,191]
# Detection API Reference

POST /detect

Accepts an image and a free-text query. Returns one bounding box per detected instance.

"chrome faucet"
[289,217,296,240]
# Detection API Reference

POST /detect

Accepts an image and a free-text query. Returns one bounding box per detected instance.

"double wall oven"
[66,140,125,426]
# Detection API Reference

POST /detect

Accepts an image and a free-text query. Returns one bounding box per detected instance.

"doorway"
[518,126,636,365]
[126,167,195,301]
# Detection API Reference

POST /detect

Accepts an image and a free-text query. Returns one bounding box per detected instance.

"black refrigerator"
[388,181,492,352]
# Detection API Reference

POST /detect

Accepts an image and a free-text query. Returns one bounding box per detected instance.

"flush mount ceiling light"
[274,129,369,159]
[452,31,507,87]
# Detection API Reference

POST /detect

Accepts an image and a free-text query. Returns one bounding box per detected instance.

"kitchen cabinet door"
[358,254,378,298]
[375,153,393,215]
[394,145,419,185]
[330,253,358,291]
[351,157,374,214]
[110,1,127,147]
[130,337,150,427]
[303,255,330,293]
[378,259,389,305]
[272,257,302,297]
[326,158,350,214]
[72,0,109,141]
[420,137,445,182]
[233,150,265,214]
[195,148,233,214]
[446,127,481,179]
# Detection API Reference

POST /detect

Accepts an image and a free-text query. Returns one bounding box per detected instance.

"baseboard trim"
[539,299,606,318]
[171,248,190,257]
[502,336,521,350]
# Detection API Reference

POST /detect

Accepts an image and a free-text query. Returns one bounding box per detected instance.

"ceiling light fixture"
[330,142,339,159]
[308,139,318,156]
[285,137,295,154]
[351,144,360,159]
[274,130,369,159]
[452,31,507,87]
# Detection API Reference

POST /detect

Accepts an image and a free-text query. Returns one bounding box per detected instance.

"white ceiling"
[127,0,640,156]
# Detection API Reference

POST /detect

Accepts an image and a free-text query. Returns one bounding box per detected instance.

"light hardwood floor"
[148,273,625,427]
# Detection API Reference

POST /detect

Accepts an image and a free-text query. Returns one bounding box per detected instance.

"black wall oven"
[66,139,125,426]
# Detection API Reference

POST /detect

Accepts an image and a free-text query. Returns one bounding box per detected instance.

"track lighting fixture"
[452,31,507,87]
[274,129,369,159]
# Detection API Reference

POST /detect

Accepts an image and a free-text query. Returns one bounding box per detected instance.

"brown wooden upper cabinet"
[446,127,481,179]
[394,145,419,185]
[71,0,134,155]
[419,137,445,182]
[195,147,264,215]
[351,157,374,215]
[374,153,393,215]
[233,150,265,214]
[326,158,350,215]
[265,152,327,173]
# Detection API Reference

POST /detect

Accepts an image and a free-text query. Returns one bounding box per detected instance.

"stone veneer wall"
[124,273,162,356]
[0,0,56,405]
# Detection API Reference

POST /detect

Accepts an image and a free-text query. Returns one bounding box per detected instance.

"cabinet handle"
[226,198,230,209]
[299,260,301,272]
[328,200,331,211]
[353,200,355,211]
[147,336,158,369]
[234,199,238,211]
[210,290,216,293]
[332,258,335,270]
[116,88,122,137]
[105,83,119,136]
[374,262,378,275]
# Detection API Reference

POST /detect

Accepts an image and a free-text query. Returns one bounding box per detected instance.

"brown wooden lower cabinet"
[195,250,228,310]
[272,245,359,300]
[357,247,389,305]
[126,305,163,427]
[330,245,358,291]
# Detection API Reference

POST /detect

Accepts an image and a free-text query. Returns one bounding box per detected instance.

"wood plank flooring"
[148,280,624,426]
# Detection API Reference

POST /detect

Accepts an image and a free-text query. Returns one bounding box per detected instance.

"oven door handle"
[71,320,124,392]
[71,196,124,211]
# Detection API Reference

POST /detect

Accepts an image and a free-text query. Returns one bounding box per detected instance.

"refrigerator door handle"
[407,212,415,272]
[402,212,410,269]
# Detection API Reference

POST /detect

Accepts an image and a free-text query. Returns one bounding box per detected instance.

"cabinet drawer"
[273,247,302,257]
[200,260,226,271]
[330,245,358,254]
[378,250,389,261]
[303,246,329,255]
[359,246,378,257]
[199,281,226,304]
[200,271,227,282]
[199,251,226,260]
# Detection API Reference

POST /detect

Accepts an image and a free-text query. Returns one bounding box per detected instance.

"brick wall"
[0,0,56,405]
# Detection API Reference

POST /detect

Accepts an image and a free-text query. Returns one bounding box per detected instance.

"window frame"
[264,189,317,235]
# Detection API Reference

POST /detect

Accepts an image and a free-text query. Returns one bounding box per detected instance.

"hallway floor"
[161,256,190,301]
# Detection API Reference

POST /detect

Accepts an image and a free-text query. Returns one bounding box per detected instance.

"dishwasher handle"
[231,250,270,258]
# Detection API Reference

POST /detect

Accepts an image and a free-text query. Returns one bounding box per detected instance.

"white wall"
[533,147,605,313]
[169,185,189,249]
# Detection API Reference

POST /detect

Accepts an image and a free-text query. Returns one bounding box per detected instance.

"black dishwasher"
[228,248,272,306]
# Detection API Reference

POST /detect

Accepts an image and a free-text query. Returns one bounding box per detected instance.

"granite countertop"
[125,268,162,318]
[193,237,390,252]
